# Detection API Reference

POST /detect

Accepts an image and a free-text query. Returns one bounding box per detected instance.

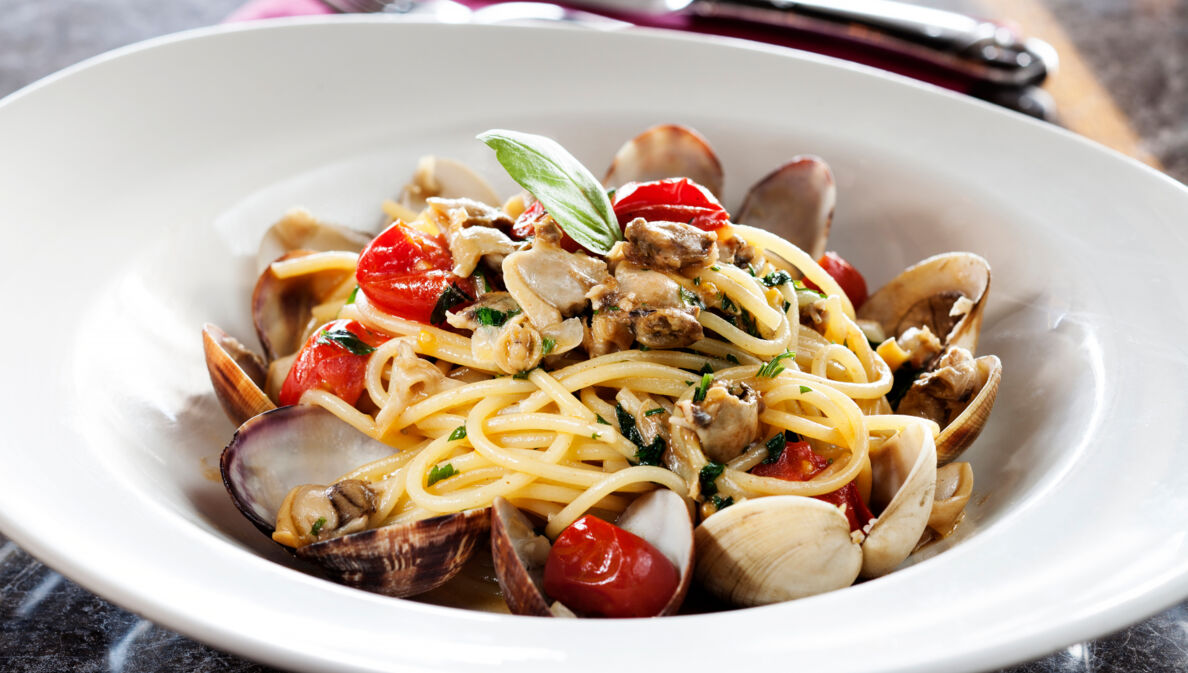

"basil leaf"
[430,283,473,325]
[477,129,621,255]
[699,462,726,497]
[316,328,377,356]
[763,432,786,464]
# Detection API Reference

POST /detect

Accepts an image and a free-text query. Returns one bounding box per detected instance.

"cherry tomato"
[751,441,874,533]
[278,319,389,407]
[356,221,475,324]
[804,251,868,310]
[543,514,680,618]
[612,178,730,232]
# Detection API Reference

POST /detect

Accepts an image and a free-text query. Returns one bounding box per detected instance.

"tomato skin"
[543,514,680,618]
[612,178,729,232]
[805,251,868,310]
[278,319,388,407]
[356,221,474,324]
[751,441,874,533]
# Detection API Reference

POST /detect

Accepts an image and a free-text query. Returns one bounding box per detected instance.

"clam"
[490,489,694,617]
[927,461,974,538]
[858,252,991,354]
[202,323,275,426]
[603,124,724,198]
[400,156,502,212]
[252,249,355,362]
[257,208,372,275]
[907,351,1002,465]
[222,405,490,597]
[694,424,936,605]
[736,157,835,260]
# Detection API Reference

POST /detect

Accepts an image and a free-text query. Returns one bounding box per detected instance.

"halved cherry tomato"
[278,319,389,407]
[804,251,868,310]
[612,178,730,232]
[356,221,474,324]
[751,441,874,533]
[543,514,679,618]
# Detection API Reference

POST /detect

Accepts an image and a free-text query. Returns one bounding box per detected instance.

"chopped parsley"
[793,279,826,298]
[346,286,360,304]
[679,286,705,309]
[698,361,714,375]
[693,372,714,402]
[757,350,795,378]
[316,328,376,356]
[763,432,786,464]
[475,268,493,293]
[591,432,602,440]
[616,403,666,466]
[761,270,792,287]
[711,265,721,272]
[310,516,327,536]
[448,426,467,441]
[541,336,556,355]
[429,282,473,325]
[596,415,610,425]
[512,368,536,380]
[644,407,666,417]
[747,265,758,277]
[638,344,650,351]
[427,463,457,486]
[699,462,726,497]
[799,385,812,394]
[710,495,735,510]
[693,276,701,286]
[475,306,520,327]
[720,294,737,313]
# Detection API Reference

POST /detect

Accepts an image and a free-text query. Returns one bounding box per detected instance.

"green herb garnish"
[720,294,737,313]
[430,282,473,325]
[448,426,467,441]
[799,385,812,394]
[693,373,714,402]
[711,265,721,272]
[644,407,666,417]
[541,336,556,355]
[596,415,610,425]
[725,354,740,364]
[316,328,377,356]
[346,286,360,304]
[513,368,536,380]
[591,432,601,440]
[616,403,665,466]
[762,270,792,287]
[310,517,327,536]
[710,495,734,510]
[477,130,621,255]
[680,286,705,309]
[757,350,795,378]
[763,432,786,464]
[699,462,726,497]
[475,306,520,327]
[427,463,457,486]
[693,276,701,286]
[698,361,714,375]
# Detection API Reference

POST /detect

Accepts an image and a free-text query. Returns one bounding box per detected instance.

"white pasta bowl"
[1,17,1187,673]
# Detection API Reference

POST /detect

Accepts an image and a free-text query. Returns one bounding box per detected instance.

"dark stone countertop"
[1,1,1186,672]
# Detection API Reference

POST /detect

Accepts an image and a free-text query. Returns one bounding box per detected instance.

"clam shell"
[604,124,724,198]
[400,156,502,212]
[694,496,861,607]
[490,490,695,617]
[257,208,372,275]
[252,249,354,362]
[298,507,491,598]
[858,252,990,354]
[928,461,974,537]
[736,156,835,260]
[861,423,938,578]
[202,323,275,426]
[935,354,1002,465]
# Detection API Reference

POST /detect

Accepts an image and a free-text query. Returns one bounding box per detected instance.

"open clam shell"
[252,249,355,362]
[202,323,275,426]
[933,354,1002,464]
[694,495,862,607]
[257,208,372,275]
[736,156,835,260]
[400,156,502,212]
[603,124,724,198]
[858,252,991,354]
[490,489,694,617]
[861,423,938,579]
[221,404,489,597]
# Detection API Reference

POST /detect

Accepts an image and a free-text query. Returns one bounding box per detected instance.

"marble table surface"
[1,1,1186,672]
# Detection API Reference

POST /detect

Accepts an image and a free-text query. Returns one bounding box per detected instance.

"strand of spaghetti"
[403,432,532,513]
[269,251,359,277]
[701,265,784,332]
[369,470,408,527]
[812,343,868,384]
[759,409,846,445]
[431,466,505,491]
[336,443,422,483]
[300,388,377,437]
[355,293,490,370]
[727,444,769,473]
[510,499,563,521]
[514,361,695,414]
[865,414,941,436]
[597,378,690,398]
[492,432,557,449]
[760,353,892,400]
[515,483,631,511]
[689,338,762,365]
[579,388,617,423]
[545,466,689,538]
[388,377,535,433]
[698,311,791,357]
[733,224,855,319]
[364,337,410,408]
[527,368,594,420]
[484,413,637,459]
[414,413,468,435]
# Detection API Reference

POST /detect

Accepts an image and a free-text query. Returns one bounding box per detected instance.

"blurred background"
[0,1,1185,672]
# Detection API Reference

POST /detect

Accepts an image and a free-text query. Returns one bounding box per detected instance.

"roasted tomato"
[542,514,679,618]
[278,319,388,407]
[804,251,868,310]
[612,178,729,232]
[356,220,475,324]
[751,440,874,533]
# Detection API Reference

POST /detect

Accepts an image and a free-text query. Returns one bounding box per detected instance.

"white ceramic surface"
[1,17,1187,673]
